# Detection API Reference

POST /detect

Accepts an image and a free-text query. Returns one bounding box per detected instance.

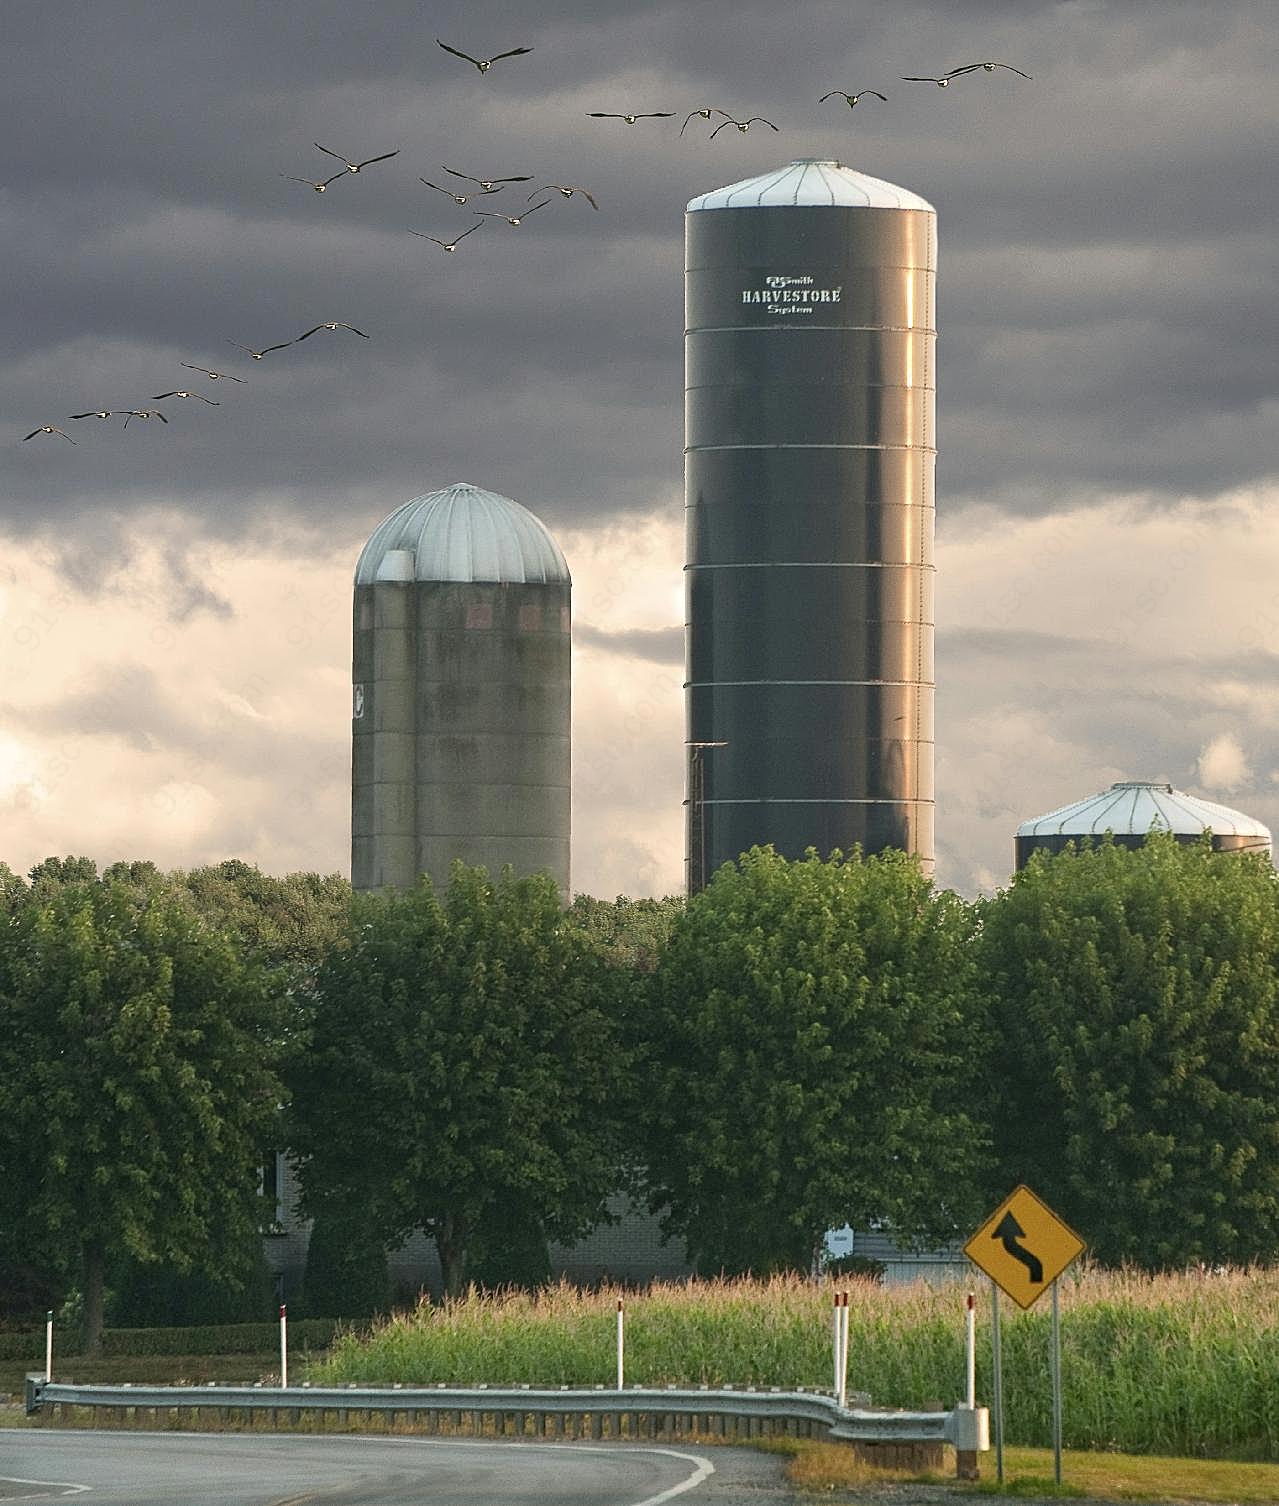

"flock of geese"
[20,39,1029,446]
[23,327,371,443]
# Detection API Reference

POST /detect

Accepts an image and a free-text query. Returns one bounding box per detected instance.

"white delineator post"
[952,1288,990,1483]
[831,1292,841,1398]
[839,1291,850,1409]
[45,1309,53,1383]
[616,1298,625,1391]
[279,1304,288,1389]
[831,1291,849,1406]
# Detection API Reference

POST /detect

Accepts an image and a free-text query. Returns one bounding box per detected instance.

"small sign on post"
[823,1224,854,1262]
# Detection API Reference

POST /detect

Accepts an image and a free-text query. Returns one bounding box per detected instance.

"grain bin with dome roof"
[351,482,571,896]
[1015,781,1272,870]
[684,159,936,890]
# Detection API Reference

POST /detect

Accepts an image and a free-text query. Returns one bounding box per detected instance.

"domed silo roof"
[355,481,570,586]
[686,158,935,212]
[1015,781,1272,869]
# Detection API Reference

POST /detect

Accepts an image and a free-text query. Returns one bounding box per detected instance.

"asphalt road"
[0,1431,800,1506]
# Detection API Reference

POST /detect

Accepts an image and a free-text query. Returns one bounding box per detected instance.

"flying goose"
[313,143,400,173]
[473,200,550,227]
[181,363,245,382]
[408,223,482,252]
[295,322,370,342]
[435,40,533,73]
[708,114,779,137]
[226,338,294,360]
[819,90,887,106]
[529,184,599,209]
[587,111,675,124]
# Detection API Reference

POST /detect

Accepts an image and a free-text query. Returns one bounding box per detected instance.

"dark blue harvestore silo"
[684,160,937,890]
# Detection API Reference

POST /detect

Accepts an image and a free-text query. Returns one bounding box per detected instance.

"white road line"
[191,1435,720,1503]
[624,1448,716,1506]
[0,1477,92,1500]
[385,1441,717,1505]
[6,1436,716,1503]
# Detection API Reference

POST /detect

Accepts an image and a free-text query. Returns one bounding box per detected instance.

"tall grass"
[310,1267,1279,1459]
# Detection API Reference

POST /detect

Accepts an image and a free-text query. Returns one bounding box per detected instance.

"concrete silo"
[684,160,936,891]
[351,481,571,896]
[1015,780,1272,870]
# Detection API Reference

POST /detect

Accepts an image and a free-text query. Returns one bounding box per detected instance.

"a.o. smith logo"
[741,273,842,316]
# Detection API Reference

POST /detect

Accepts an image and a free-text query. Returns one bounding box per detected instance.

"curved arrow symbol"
[993,1211,1043,1283]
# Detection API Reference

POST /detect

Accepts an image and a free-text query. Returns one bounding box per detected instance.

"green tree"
[980,835,1279,1266]
[300,1204,392,1319]
[0,862,29,916]
[178,861,352,980]
[465,1196,554,1291]
[0,873,289,1351]
[177,863,354,1239]
[638,845,988,1275]
[28,854,100,892]
[108,1237,276,1326]
[289,865,630,1297]
[566,893,684,972]
[101,859,165,891]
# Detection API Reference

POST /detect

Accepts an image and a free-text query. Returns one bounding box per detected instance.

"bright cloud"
[1197,733,1250,792]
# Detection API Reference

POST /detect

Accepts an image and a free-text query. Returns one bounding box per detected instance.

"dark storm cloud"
[4,656,332,777]
[4,0,1277,543]
[575,622,683,663]
[3,665,173,754]
[161,545,235,622]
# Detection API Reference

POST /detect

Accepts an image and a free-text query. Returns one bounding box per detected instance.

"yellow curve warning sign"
[964,1185,1086,1310]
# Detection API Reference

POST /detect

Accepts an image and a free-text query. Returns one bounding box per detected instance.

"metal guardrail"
[26,1374,987,1456]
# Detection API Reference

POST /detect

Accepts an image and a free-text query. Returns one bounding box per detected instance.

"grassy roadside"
[777,1439,1279,1502]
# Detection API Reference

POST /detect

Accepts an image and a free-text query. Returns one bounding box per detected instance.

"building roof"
[1017,781,1271,841]
[686,159,934,213]
[354,482,570,586]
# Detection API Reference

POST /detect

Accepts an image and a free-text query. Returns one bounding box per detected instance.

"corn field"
[310,1267,1279,1459]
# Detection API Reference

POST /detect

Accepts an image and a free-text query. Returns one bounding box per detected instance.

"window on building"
[258,1151,287,1233]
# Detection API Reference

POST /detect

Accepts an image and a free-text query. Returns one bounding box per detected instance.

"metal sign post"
[1051,1280,1063,1484]
[990,1280,1004,1485]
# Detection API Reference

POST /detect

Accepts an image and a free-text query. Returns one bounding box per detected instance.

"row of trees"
[4,837,1279,1350]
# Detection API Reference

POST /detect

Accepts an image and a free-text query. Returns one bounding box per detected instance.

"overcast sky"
[4,0,1277,897]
